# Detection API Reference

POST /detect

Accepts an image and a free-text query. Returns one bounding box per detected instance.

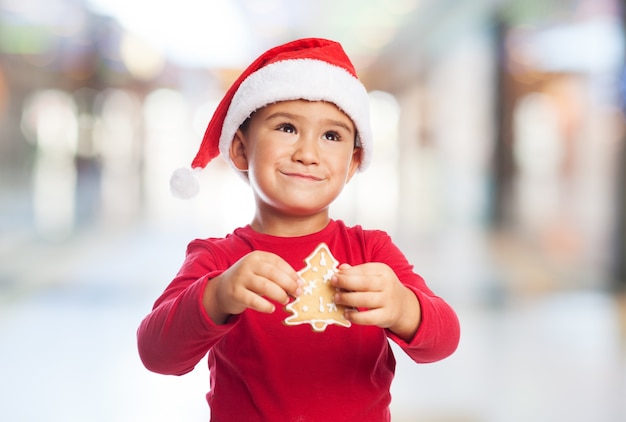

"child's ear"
[346,147,362,183]
[229,130,249,171]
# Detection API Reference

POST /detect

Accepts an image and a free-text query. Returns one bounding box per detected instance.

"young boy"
[137,38,460,421]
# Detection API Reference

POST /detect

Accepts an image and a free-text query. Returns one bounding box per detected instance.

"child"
[137,38,460,422]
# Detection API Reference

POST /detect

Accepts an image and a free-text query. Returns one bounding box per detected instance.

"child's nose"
[292,135,320,164]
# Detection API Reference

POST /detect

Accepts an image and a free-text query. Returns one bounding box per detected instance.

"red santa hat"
[170,37,373,199]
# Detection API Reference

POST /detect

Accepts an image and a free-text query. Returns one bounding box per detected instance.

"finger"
[332,271,372,293]
[256,256,302,297]
[334,290,382,310]
[240,288,277,314]
[333,263,391,292]
[345,307,393,328]
[250,276,294,305]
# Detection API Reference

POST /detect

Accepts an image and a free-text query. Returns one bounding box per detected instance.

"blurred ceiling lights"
[85,0,421,68]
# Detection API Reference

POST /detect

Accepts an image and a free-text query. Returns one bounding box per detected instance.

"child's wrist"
[202,276,229,325]
[390,287,421,342]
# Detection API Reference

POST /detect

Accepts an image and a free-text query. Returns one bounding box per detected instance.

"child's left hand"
[332,263,421,342]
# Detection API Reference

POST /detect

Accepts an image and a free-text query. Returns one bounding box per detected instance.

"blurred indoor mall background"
[1,0,626,421]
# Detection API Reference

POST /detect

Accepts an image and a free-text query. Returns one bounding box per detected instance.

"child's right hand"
[202,251,303,325]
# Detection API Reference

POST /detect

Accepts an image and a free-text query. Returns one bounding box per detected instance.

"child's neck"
[250,212,330,237]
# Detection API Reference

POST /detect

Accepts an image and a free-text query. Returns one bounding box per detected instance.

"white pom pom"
[170,167,200,199]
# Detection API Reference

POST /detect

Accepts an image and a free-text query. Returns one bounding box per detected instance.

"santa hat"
[170,37,373,199]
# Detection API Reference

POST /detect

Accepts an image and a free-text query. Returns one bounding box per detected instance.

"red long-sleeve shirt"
[137,220,460,421]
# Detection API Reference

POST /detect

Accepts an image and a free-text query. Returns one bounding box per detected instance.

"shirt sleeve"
[386,284,460,363]
[368,231,460,363]
[136,240,240,375]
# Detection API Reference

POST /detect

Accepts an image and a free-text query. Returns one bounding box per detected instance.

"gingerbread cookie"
[284,243,351,332]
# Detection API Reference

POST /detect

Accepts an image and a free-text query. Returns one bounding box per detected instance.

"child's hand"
[332,263,421,342]
[202,251,303,324]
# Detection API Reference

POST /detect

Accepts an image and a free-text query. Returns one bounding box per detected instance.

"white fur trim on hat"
[218,58,373,171]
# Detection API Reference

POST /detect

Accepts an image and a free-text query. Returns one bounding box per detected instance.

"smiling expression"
[229,100,362,225]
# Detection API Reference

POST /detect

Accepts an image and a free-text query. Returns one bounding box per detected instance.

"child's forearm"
[388,286,421,342]
[201,275,231,325]
[137,277,232,375]
[392,288,460,363]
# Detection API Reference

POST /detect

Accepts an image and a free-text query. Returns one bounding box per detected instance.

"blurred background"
[1,0,626,421]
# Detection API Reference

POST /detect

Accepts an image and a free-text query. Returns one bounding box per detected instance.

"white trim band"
[218,58,373,170]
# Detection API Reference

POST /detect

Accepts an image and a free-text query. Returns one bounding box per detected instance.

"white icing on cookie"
[284,243,352,332]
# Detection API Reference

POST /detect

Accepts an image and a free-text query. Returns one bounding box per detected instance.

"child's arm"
[332,231,460,363]
[137,270,229,375]
[138,243,303,374]
[333,261,459,362]
[137,240,233,375]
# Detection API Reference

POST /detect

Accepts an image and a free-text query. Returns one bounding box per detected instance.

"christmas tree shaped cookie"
[284,243,351,332]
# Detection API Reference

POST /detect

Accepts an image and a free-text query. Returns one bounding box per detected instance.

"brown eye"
[323,131,340,141]
[278,123,296,133]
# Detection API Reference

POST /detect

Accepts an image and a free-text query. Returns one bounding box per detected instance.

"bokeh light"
[1,1,626,421]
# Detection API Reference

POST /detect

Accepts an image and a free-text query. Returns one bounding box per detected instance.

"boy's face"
[230,100,362,219]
